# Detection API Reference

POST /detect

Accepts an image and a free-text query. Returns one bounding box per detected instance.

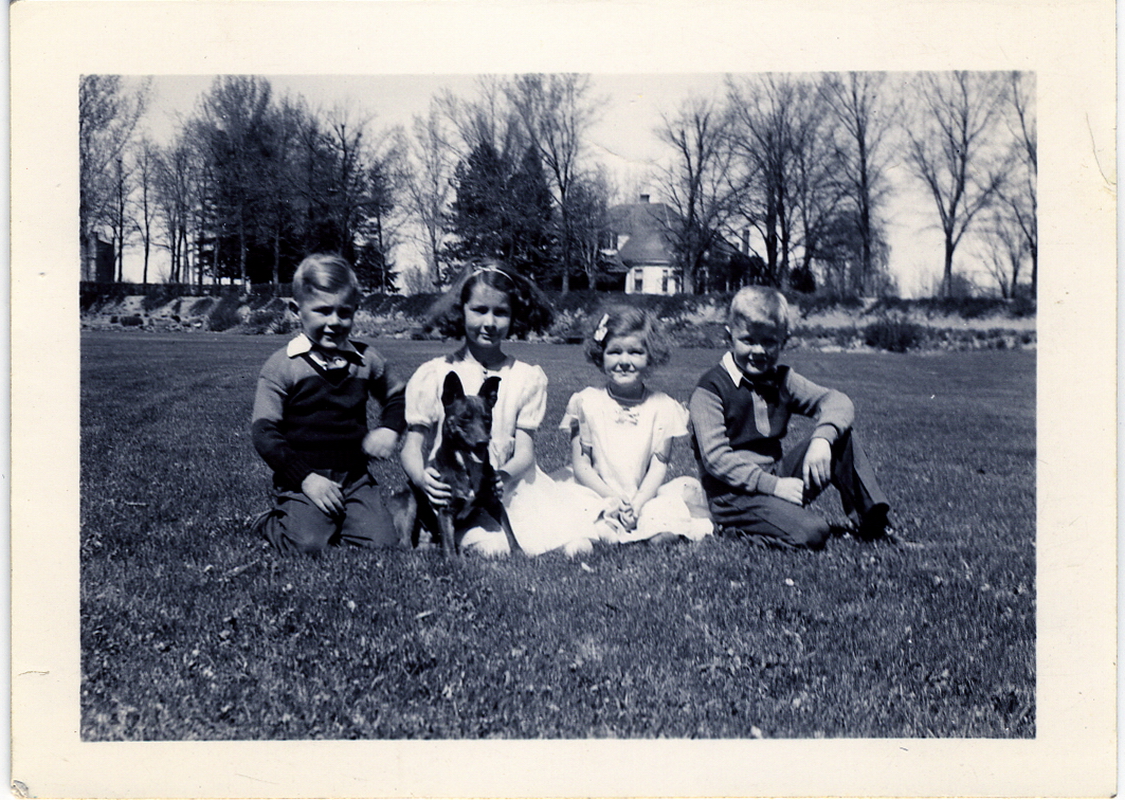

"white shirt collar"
[721,351,779,387]
[286,333,359,358]
[721,351,746,386]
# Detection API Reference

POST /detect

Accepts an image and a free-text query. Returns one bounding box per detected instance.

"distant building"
[601,194,753,295]
[600,194,680,296]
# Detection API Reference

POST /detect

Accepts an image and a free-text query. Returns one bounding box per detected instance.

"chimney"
[639,194,650,203]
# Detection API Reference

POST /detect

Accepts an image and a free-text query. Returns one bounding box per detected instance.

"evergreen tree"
[506,145,556,283]
[443,140,510,276]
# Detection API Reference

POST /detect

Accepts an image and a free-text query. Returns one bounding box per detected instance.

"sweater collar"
[722,351,780,390]
[287,333,363,365]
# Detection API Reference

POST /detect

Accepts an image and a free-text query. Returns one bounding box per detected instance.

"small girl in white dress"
[400,261,574,556]
[555,306,713,552]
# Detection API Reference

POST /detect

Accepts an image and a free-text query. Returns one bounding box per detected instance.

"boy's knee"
[270,499,336,554]
[793,519,830,549]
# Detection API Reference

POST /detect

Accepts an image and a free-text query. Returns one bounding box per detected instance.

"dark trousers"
[707,430,888,550]
[258,471,400,554]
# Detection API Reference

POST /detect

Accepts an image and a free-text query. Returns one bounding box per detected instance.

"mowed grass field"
[80,331,1035,740]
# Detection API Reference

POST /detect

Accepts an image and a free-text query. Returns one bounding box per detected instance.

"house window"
[661,271,669,293]
[633,270,643,293]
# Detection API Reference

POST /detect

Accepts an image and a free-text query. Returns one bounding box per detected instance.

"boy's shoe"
[856,503,892,542]
[248,509,273,537]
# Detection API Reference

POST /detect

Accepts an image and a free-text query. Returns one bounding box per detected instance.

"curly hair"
[291,253,361,304]
[427,260,554,339]
[584,305,671,370]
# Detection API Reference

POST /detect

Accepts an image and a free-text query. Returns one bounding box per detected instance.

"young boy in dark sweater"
[689,286,891,549]
[251,254,406,553]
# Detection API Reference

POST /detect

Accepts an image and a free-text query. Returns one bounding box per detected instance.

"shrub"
[119,315,144,327]
[189,297,216,316]
[793,292,866,318]
[245,299,292,334]
[864,315,924,352]
[1010,293,1037,318]
[207,296,244,332]
[141,285,183,312]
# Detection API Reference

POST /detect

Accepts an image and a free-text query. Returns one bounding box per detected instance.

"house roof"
[605,199,747,271]
[608,202,676,268]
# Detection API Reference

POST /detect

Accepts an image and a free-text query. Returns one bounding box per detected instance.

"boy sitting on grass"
[689,286,892,550]
[251,254,406,554]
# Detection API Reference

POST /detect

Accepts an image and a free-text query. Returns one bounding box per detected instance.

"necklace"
[606,384,645,425]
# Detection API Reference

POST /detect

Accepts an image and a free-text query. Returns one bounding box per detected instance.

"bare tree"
[905,71,1007,298]
[787,90,847,292]
[726,74,823,288]
[437,78,527,163]
[568,166,614,289]
[404,100,456,288]
[819,72,897,295]
[507,73,601,292]
[654,94,740,293]
[107,155,133,281]
[133,137,160,285]
[79,75,150,280]
[981,206,1028,298]
[998,71,1036,297]
[153,133,196,284]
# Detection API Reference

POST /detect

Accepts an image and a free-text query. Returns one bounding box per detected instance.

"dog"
[390,372,517,558]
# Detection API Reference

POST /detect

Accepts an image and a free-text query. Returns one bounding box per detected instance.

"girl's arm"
[496,428,536,485]
[630,437,673,513]
[400,425,451,506]
[568,423,617,499]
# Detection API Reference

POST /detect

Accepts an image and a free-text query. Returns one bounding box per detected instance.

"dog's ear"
[479,376,501,412]
[441,372,465,407]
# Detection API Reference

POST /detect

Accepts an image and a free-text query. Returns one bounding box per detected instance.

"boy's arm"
[785,370,855,444]
[366,356,407,434]
[362,355,407,458]
[250,368,315,488]
[689,387,779,495]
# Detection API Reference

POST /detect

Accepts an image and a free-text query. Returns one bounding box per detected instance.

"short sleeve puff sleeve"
[558,391,589,444]
[404,359,445,429]
[514,364,548,431]
[651,393,690,453]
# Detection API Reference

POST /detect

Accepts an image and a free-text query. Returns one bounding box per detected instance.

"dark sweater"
[251,337,406,490]
[689,355,853,496]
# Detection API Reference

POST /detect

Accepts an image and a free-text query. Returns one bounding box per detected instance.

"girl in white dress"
[400,262,574,556]
[555,306,714,553]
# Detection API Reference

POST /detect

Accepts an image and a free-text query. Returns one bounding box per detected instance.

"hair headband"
[470,265,511,281]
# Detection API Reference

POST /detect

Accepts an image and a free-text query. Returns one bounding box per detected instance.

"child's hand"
[618,502,638,531]
[363,427,399,459]
[493,469,508,497]
[604,497,636,531]
[802,437,833,493]
[773,477,806,506]
[422,466,452,508]
[302,473,345,517]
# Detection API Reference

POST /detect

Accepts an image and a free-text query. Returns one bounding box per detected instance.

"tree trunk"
[942,236,955,298]
[239,224,248,289]
[272,227,281,290]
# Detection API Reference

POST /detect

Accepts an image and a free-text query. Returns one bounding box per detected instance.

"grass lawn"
[80,332,1035,740]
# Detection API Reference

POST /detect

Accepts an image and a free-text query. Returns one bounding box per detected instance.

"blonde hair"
[728,286,792,334]
[292,254,361,304]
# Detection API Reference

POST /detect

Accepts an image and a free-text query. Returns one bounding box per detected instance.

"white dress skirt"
[551,386,713,547]
[404,349,585,556]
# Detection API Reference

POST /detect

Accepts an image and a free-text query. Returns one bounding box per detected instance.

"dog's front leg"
[438,511,458,558]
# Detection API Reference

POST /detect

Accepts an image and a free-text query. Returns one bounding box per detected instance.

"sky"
[126,73,959,296]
